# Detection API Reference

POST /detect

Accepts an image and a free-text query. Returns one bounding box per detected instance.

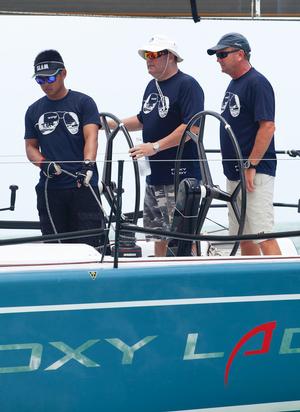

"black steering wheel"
[174,110,247,256]
[99,112,140,225]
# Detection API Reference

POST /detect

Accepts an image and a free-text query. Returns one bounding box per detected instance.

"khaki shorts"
[227,174,275,243]
[143,184,175,241]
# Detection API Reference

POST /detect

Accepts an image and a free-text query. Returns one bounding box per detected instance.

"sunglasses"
[35,70,62,85]
[144,49,169,60]
[216,49,240,59]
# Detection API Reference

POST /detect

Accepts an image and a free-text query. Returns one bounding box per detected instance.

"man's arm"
[123,116,143,132]
[25,138,44,167]
[248,120,275,163]
[246,120,275,192]
[74,123,99,187]
[25,138,62,177]
[83,123,99,161]
[105,115,143,132]
[129,123,190,159]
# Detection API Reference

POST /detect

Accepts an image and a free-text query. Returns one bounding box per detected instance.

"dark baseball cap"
[33,49,65,77]
[207,33,251,55]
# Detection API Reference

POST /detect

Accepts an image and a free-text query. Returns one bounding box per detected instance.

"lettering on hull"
[0,324,300,382]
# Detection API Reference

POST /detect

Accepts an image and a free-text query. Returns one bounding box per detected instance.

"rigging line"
[0,158,299,167]
[59,167,112,229]
[207,227,229,234]
[1,149,299,157]
[205,217,228,231]
[44,177,60,242]
[0,159,299,167]
[123,223,300,243]
[59,168,133,241]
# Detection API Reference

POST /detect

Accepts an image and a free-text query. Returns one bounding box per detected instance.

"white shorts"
[227,174,275,243]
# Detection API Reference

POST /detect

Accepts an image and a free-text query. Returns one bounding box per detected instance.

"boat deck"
[0,242,299,272]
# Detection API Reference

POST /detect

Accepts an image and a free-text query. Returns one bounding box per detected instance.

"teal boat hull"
[0,257,300,411]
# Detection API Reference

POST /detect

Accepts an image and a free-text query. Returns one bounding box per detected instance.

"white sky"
[0,15,299,227]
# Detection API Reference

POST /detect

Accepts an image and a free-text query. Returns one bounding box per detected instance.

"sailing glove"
[40,160,62,178]
[76,160,95,187]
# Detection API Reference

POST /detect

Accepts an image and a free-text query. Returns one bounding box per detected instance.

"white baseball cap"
[138,34,183,62]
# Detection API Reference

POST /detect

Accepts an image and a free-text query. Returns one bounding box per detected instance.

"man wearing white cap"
[110,34,204,256]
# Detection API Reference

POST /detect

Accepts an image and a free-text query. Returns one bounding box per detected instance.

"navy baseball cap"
[207,33,251,55]
[33,60,65,77]
[33,50,65,77]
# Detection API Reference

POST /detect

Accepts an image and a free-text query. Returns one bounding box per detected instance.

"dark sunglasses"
[216,49,240,59]
[35,70,62,85]
[144,49,169,60]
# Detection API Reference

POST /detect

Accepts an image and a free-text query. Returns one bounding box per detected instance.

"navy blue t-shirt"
[137,70,205,185]
[220,68,277,180]
[24,90,100,188]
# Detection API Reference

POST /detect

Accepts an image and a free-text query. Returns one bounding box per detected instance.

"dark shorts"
[36,186,105,248]
[143,184,176,241]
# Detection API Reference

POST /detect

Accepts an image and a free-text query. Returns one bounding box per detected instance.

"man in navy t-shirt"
[108,35,204,256]
[24,49,104,248]
[207,33,281,256]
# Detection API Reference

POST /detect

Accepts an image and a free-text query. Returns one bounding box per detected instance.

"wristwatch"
[152,142,160,152]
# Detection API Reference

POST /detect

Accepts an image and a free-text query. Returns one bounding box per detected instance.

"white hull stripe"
[168,399,300,411]
[1,293,300,314]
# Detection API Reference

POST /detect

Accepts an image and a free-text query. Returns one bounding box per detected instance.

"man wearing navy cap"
[24,49,105,248]
[208,33,281,255]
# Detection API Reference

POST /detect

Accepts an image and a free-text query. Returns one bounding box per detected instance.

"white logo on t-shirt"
[143,92,170,118]
[36,111,79,135]
[221,92,240,117]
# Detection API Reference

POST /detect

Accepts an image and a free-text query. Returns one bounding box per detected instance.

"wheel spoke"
[174,110,247,256]
[99,112,140,225]
[196,197,213,233]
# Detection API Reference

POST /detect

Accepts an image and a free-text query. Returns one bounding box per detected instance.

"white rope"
[44,177,61,242]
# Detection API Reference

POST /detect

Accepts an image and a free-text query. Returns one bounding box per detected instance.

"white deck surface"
[0,241,299,272]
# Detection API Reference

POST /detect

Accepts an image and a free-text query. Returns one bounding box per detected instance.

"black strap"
[190,0,200,22]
